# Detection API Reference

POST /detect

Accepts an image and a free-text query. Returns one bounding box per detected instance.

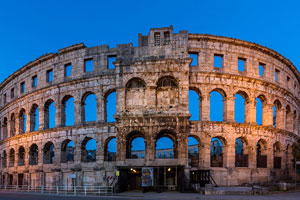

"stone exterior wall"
[0,26,299,188]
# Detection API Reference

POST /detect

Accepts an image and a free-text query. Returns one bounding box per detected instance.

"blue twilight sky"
[0,0,299,152]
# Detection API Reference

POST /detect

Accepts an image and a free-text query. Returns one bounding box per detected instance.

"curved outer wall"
[0,26,299,188]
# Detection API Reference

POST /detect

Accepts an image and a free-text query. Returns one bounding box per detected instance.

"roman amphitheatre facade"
[0,26,299,191]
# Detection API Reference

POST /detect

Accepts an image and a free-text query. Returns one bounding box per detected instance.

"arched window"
[188,136,199,167]
[82,93,97,122]
[43,142,55,164]
[30,104,39,132]
[62,96,75,126]
[105,91,116,122]
[273,100,282,128]
[293,110,297,133]
[234,91,248,123]
[130,137,145,159]
[210,137,224,167]
[126,132,145,159]
[285,105,292,131]
[19,109,26,134]
[29,144,38,165]
[256,97,263,125]
[125,78,146,109]
[2,117,8,139]
[61,140,74,163]
[273,142,282,169]
[257,139,267,168]
[81,138,97,162]
[155,130,177,159]
[156,76,179,110]
[104,137,117,161]
[235,138,248,167]
[10,113,16,137]
[210,89,226,122]
[189,90,201,121]
[44,99,56,129]
[2,151,7,168]
[9,148,15,167]
[18,146,25,166]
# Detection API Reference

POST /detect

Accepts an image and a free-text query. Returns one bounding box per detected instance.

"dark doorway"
[18,174,24,186]
[9,174,13,185]
[118,166,184,192]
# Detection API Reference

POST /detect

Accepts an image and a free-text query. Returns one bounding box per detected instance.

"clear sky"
[0,0,299,83]
[0,1,299,152]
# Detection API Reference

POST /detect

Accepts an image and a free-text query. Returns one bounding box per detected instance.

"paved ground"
[0,191,300,200]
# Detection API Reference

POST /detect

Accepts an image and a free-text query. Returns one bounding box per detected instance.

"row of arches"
[188,88,299,132]
[0,137,98,167]
[0,132,293,170]
[0,91,117,140]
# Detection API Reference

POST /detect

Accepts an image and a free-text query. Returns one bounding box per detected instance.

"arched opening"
[9,148,15,167]
[82,93,97,122]
[273,142,282,169]
[210,89,226,122]
[293,110,298,133]
[210,137,224,167]
[188,136,199,167]
[189,89,201,121]
[10,113,16,137]
[81,138,97,162]
[2,117,7,139]
[2,151,7,168]
[285,105,292,131]
[105,91,116,122]
[30,104,39,132]
[18,146,25,166]
[19,109,26,134]
[44,99,56,129]
[126,131,145,159]
[156,76,179,110]
[257,139,267,168]
[62,96,75,126]
[104,137,117,161]
[29,144,38,165]
[43,142,55,164]
[155,130,177,159]
[234,91,249,123]
[273,100,282,128]
[256,95,267,125]
[125,78,146,109]
[61,140,74,163]
[235,137,248,167]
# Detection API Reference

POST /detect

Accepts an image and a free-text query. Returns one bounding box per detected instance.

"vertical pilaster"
[224,96,235,122]
[201,94,210,121]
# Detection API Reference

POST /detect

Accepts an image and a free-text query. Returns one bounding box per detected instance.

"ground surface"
[1,191,300,200]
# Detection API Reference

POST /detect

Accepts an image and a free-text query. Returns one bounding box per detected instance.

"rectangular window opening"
[84,59,94,72]
[10,88,14,99]
[164,31,170,45]
[238,58,246,72]
[189,53,198,67]
[46,69,53,82]
[141,36,148,46]
[65,63,72,77]
[154,32,160,46]
[3,93,6,104]
[108,56,116,69]
[275,69,280,82]
[259,63,265,77]
[20,82,25,94]
[214,54,223,68]
[32,75,37,88]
